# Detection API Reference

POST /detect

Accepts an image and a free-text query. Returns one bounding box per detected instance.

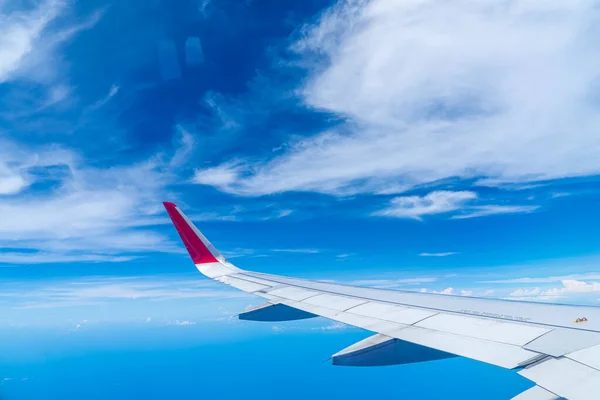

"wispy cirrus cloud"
[192,0,600,203]
[0,0,105,122]
[452,205,540,219]
[0,2,181,262]
[0,0,61,83]
[0,252,139,264]
[271,248,320,254]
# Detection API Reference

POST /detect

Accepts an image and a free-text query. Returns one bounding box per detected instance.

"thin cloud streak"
[480,273,600,284]
[419,252,458,257]
[3,275,249,309]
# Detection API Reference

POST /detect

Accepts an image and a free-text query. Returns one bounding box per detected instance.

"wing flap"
[331,333,456,367]
[524,328,600,357]
[519,357,600,400]
[511,385,560,400]
[566,343,600,370]
[414,313,550,346]
[388,325,542,370]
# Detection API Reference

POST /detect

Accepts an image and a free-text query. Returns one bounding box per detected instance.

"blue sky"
[1,0,600,398]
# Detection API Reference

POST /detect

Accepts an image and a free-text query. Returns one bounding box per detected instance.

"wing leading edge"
[163,202,600,400]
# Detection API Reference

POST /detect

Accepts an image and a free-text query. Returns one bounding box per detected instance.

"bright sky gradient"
[1,0,600,398]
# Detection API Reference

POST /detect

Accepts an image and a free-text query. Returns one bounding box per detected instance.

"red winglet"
[163,202,219,264]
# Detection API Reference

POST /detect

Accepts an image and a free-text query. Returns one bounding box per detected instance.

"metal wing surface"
[164,202,600,400]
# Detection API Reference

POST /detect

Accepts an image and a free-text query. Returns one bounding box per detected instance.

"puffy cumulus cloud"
[194,0,600,197]
[508,280,600,301]
[509,288,542,297]
[544,279,600,296]
[484,273,600,284]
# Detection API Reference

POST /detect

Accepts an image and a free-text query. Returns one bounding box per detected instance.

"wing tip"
[163,201,219,265]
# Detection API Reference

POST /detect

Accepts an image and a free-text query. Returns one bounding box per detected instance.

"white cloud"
[0,252,138,264]
[271,248,320,254]
[0,1,104,123]
[509,288,542,297]
[481,273,600,284]
[0,132,197,262]
[452,205,540,219]
[194,0,600,197]
[314,322,347,331]
[372,190,536,219]
[168,320,197,326]
[348,277,437,289]
[276,209,294,218]
[87,84,120,111]
[0,0,60,82]
[435,288,454,295]
[6,275,248,309]
[460,290,473,296]
[336,253,352,261]
[193,162,244,188]
[419,252,458,257]
[221,248,255,259]
[373,191,476,219]
[0,141,75,196]
[508,280,600,302]
[544,280,600,296]
[0,172,27,195]
[170,125,196,168]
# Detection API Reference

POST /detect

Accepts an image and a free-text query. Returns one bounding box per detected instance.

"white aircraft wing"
[164,202,600,400]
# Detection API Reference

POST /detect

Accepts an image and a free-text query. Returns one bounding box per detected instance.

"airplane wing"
[164,202,600,400]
